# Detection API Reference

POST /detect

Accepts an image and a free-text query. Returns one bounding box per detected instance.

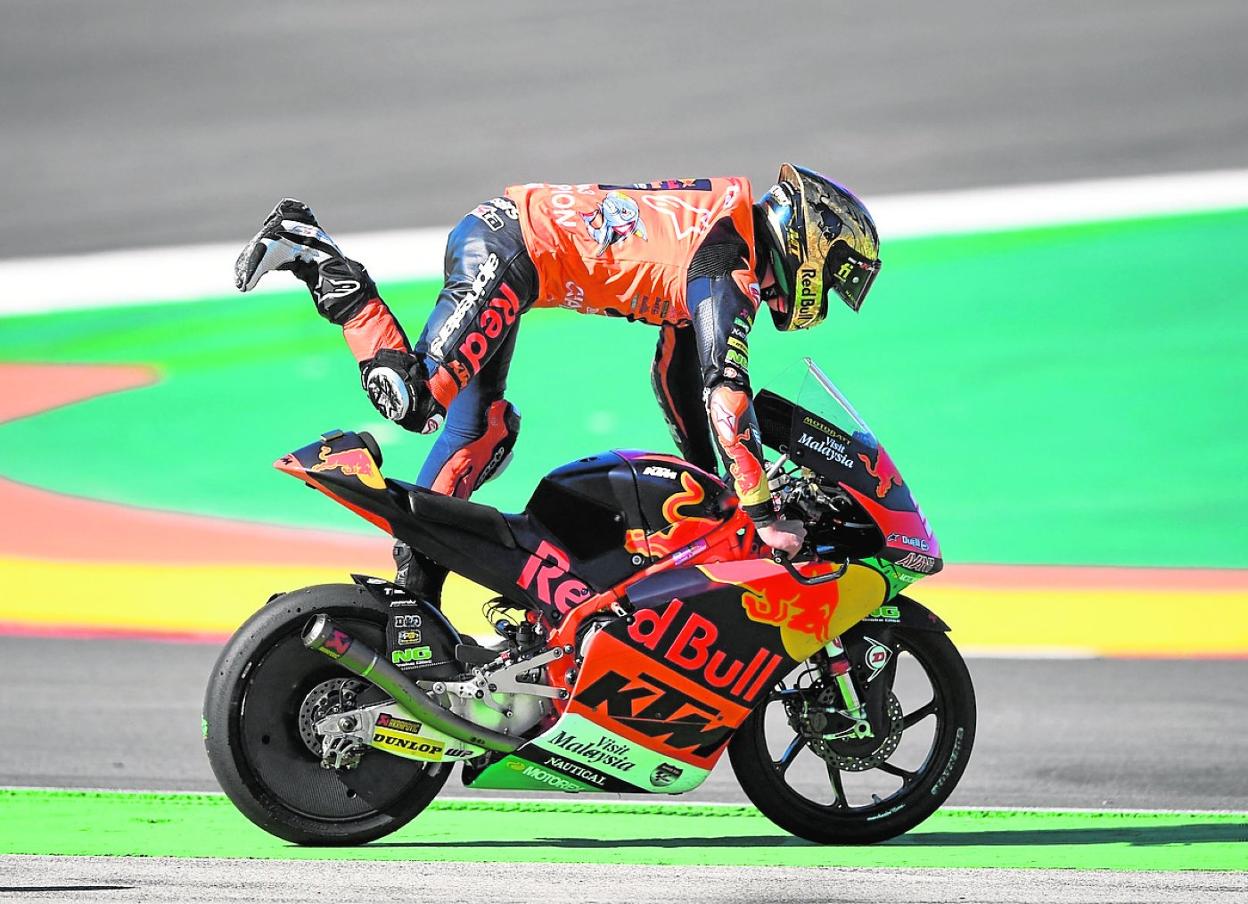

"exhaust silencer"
[302,614,520,754]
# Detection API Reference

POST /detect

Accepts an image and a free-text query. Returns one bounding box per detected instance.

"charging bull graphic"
[583,192,647,257]
[858,444,903,499]
[708,386,764,500]
[309,445,387,490]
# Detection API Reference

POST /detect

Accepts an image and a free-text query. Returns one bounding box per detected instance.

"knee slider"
[429,400,520,498]
[362,349,445,434]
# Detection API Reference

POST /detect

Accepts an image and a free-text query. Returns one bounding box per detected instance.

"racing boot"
[396,400,520,604]
[234,198,378,326]
[393,541,447,609]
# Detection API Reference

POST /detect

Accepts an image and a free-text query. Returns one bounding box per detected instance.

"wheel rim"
[236,614,442,822]
[760,633,951,814]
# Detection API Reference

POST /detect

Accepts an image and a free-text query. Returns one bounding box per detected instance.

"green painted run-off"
[0,208,1246,567]
[3,789,1245,871]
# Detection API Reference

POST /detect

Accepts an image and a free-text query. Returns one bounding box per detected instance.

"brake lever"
[770,550,847,585]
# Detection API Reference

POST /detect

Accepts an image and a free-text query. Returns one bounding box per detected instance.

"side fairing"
[550,560,888,785]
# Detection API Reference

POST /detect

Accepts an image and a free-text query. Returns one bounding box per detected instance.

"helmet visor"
[824,242,881,312]
[769,246,792,297]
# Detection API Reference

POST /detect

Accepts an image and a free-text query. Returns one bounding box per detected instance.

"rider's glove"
[234,198,377,324]
[361,349,445,435]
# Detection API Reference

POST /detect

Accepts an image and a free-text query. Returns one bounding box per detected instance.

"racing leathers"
[239,180,784,564]
[345,179,776,526]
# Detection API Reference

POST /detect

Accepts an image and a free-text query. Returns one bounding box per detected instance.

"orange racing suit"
[337,178,776,523]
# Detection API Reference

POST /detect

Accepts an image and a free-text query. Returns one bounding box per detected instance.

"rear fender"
[350,574,465,681]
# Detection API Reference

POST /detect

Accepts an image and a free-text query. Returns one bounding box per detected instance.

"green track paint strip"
[3,789,1244,871]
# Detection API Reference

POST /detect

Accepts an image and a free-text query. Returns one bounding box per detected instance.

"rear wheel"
[729,624,975,844]
[203,583,449,845]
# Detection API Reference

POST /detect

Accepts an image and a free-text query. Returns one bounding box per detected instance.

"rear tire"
[729,625,975,844]
[203,583,449,845]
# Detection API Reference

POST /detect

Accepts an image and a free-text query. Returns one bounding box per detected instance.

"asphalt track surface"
[3,636,1245,811]
[3,1,1248,257]
[2,859,1244,904]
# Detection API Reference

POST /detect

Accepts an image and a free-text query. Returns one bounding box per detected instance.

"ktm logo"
[576,669,732,759]
[517,540,592,614]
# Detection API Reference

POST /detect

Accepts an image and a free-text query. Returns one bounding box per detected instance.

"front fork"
[818,637,875,740]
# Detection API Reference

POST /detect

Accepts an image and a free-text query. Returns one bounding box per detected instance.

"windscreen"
[757,359,918,518]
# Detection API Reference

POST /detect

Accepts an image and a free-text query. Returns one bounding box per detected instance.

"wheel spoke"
[772,736,806,776]
[825,761,848,808]
[875,759,918,784]
[902,698,938,729]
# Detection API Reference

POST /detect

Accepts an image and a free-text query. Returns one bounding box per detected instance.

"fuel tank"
[517,450,733,591]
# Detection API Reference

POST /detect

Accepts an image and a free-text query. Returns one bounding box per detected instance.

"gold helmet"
[756,163,881,330]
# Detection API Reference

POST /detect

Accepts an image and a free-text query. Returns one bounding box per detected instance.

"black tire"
[729,624,975,844]
[203,583,450,845]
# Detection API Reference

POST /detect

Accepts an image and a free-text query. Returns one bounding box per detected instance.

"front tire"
[203,583,449,845]
[729,624,975,844]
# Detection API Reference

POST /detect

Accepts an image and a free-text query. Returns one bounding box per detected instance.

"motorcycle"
[204,358,974,845]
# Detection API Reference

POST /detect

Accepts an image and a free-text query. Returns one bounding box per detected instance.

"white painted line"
[873,166,1248,238]
[0,227,448,316]
[3,167,1248,317]
[955,804,1248,817]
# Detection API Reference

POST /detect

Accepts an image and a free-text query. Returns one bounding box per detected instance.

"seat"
[403,484,517,550]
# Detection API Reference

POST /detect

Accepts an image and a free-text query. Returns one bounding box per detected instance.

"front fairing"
[755,359,942,595]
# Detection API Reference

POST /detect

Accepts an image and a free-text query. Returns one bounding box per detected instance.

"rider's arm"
[650,326,720,474]
[686,240,776,527]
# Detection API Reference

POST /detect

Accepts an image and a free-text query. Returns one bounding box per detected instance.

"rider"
[235,165,882,601]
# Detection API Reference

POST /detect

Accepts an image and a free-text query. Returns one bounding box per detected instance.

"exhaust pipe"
[302,614,520,754]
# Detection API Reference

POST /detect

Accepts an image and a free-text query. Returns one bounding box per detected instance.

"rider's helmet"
[755,163,882,331]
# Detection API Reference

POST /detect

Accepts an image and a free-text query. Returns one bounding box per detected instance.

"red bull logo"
[309,445,386,490]
[517,540,592,614]
[859,446,903,499]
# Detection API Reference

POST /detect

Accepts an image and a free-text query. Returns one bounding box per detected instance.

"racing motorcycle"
[204,359,974,845]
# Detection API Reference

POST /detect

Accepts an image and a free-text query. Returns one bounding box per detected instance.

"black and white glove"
[235,199,337,291]
[361,349,445,435]
[234,198,376,324]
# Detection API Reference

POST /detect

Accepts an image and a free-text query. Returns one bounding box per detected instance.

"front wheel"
[729,623,975,844]
[203,583,449,845]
